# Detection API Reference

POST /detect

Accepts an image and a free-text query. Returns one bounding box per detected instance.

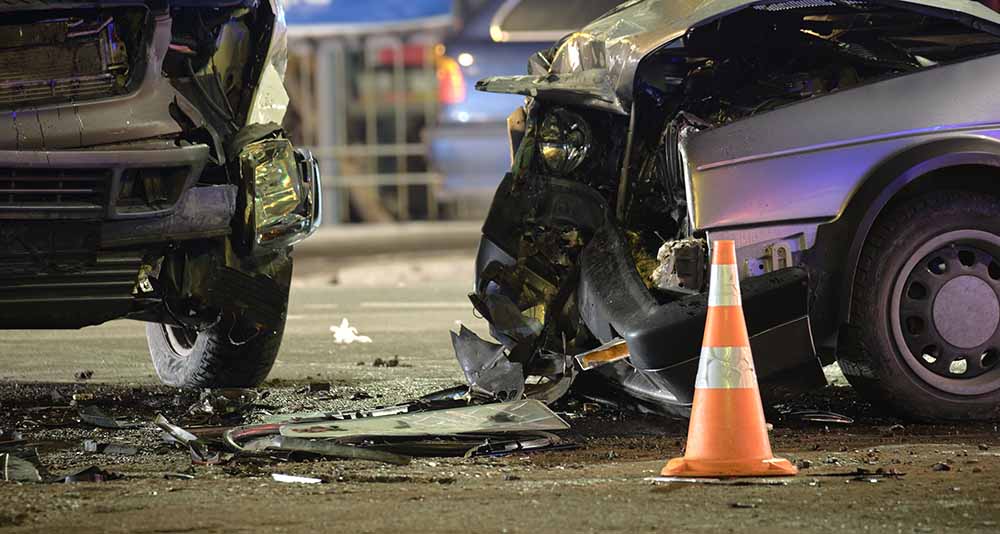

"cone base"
[661,456,798,478]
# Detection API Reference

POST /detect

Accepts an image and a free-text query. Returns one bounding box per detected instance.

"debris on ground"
[82,441,139,456]
[450,326,524,401]
[61,465,120,483]
[78,405,143,430]
[279,399,568,439]
[349,391,374,401]
[1,452,42,482]
[932,462,952,472]
[238,435,411,466]
[372,356,400,368]
[330,318,373,344]
[272,473,323,484]
[186,389,260,423]
[155,415,222,465]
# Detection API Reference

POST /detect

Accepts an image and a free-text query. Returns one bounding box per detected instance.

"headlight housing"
[239,138,321,251]
[538,108,591,175]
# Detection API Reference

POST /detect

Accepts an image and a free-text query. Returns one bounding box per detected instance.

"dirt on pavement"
[1,379,998,534]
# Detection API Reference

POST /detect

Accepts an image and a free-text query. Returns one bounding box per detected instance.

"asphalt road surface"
[1,251,999,533]
[0,252,485,389]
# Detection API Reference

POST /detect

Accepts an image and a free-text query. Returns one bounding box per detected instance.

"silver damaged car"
[468,0,1000,420]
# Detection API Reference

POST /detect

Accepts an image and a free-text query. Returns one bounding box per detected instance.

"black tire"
[146,281,289,388]
[838,190,1000,421]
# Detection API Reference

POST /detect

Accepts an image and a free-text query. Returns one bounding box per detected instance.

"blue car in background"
[430,0,622,216]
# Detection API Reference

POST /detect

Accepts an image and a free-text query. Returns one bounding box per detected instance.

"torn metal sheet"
[451,326,525,401]
[263,405,415,425]
[241,435,411,466]
[154,415,220,464]
[279,400,569,439]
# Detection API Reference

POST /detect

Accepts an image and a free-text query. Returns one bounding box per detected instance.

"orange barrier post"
[661,240,797,478]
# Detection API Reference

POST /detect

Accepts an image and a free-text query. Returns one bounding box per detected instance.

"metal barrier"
[287,35,443,224]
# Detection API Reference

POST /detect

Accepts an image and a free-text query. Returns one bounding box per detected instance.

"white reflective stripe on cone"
[694,346,757,389]
[708,263,742,307]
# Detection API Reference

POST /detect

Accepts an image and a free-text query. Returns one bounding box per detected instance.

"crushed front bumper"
[471,173,826,414]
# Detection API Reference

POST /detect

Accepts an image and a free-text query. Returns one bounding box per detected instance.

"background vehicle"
[0,0,319,387]
[429,0,621,218]
[473,0,1000,420]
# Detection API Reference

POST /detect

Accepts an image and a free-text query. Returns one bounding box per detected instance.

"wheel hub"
[932,275,999,349]
[892,230,1000,395]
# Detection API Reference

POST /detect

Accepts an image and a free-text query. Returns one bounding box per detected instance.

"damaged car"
[468,0,1000,420]
[0,1,319,387]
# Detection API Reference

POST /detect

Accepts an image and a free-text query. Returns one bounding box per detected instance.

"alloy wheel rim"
[891,230,1000,396]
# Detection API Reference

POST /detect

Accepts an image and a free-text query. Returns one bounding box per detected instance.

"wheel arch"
[833,136,1000,330]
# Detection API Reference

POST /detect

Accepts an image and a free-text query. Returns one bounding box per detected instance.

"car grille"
[0,168,109,219]
[0,14,132,109]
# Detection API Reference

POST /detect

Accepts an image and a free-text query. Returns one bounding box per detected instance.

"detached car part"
[0,1,320,388]
[468,0,1000,420]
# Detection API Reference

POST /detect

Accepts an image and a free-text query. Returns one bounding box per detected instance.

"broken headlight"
[239,139,321,251]
[538,108,591,175]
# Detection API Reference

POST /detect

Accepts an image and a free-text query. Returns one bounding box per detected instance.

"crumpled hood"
[476,0,1000,114]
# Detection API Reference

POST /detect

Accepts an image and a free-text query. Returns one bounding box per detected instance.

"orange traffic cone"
[661,240,797,478]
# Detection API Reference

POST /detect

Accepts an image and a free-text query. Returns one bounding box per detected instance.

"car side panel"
[683,53,1000,231]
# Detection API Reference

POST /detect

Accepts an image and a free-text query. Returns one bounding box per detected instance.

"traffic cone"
[661,240,797,478]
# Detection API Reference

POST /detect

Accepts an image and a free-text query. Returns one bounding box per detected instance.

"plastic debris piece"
[575,339,630,371]
[280,399,569,439]
[79,405,143,429]
[272,473,322,484]
[450,326,524,401]
[330,318,373,344]
[1,452,42,482]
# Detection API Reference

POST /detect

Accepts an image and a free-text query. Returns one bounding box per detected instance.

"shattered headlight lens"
[538,108,591,175]
[240,138,318,250]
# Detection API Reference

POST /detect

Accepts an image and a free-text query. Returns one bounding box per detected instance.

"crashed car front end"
[0,0,320,329]
[465,0,1000,416]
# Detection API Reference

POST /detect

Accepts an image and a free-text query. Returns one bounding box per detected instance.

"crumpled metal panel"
[279,400,569,439]
[477,0,1000,114]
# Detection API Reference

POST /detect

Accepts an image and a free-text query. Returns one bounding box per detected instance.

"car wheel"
[838,190,1000,420]
[146,289,288,389]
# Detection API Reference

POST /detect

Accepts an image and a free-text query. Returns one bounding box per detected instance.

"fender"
[815,136,1000,342]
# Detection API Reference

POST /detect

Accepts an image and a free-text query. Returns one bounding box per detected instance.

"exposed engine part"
[651,238,707,295]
